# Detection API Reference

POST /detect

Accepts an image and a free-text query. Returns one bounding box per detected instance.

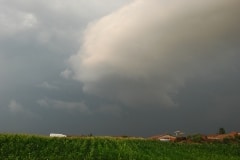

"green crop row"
[0,134,240,160]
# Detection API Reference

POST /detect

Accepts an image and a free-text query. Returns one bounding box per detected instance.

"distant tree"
[88,133,93,137]
[219,128,226,134]
[187,134,204,143]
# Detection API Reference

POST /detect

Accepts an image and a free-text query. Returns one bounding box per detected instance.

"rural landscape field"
[1,0,240,160]
[0,134,240,160]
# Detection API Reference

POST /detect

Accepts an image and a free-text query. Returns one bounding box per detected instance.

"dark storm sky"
[0,0,240,137]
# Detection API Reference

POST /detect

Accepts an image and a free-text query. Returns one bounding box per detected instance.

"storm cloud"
[1,0,240,136]
[68,0,240,108]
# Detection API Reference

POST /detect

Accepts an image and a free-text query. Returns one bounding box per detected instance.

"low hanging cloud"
[37,98,90,113]
[8,99,35,117]
[37,81,59,90]
[67,0,240,108]
[8,99,24,113]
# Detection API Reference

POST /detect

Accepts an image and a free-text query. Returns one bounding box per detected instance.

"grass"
[0,134,240,160]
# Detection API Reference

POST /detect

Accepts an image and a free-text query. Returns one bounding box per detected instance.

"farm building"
[149,134,176,142]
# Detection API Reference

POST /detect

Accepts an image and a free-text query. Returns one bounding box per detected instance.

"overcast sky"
[0,0,240,137]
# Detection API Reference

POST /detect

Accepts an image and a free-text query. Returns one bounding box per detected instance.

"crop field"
[0,134,240,160]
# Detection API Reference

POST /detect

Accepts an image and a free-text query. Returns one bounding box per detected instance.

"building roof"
[207,132,238,140]
[149,134,176,140]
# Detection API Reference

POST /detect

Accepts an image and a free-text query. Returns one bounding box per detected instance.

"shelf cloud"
[67,0,240,108]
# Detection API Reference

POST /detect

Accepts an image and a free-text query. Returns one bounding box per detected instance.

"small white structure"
[174,130,184,137]
[158,135,176,142]
[50,133,67,137]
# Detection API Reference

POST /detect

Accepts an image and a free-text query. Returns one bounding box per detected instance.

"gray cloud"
[37,81,59,90]
[8,99,24,113]
[1,0,240,136]
[37,98,90,113]
[68,0,240,108]
[0,0,131,98]
[8,99,36,118]
[0,0,131,134]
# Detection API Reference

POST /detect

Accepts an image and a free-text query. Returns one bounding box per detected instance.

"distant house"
[50,133,67,137]
[207,134,220,140]
[150,134,176,142]
[159,135,176,142]
[207,132,237,140]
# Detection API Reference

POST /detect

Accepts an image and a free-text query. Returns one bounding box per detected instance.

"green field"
[0,134,239,160]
